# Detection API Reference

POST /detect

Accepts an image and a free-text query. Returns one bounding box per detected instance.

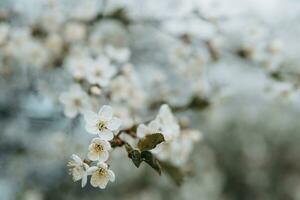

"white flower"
[152,137,192,167]
[152,129,202,166]
[169,137,194,166]
[84,105,122,140]
[137,120,161,138]
[151,142,173,161]
[105,45,130,63]
[45,33,63,56]
[113,105,134,129]
[88,20,129,54]
[85,56,116,87]
[88,138,111,162]
[4,29,50,67]
[110,76,137,102]
[69,0,99,21]
[65,56,92,80]
[182,129,203,142]
[63,22,87,43]
[59,84,91,118]
[110,65,145,108]
[87,162,115,189]
[68,154,89,187]
[155,104,180,141]
[39,7,65,33]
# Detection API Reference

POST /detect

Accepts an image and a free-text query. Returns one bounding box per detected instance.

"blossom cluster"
[68,105,119,189]
[68,103,201,189]
[137,104,202,166]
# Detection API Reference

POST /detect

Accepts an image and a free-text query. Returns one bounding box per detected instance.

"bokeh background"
[1,0,300,200]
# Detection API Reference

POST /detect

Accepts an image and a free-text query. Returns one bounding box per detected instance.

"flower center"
[94,144,104,152]
[95,69,102,77]
[97,121,106,131]
[73,98,81,106]
[97,168,107,177]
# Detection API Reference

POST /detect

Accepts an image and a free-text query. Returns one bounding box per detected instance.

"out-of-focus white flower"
[85,56,116,87]
[84,105,121,140]
[88,20,129,53]
[168,137,194,166]
[69,0,99,21]
[153,129,202,166]
[59,84,91,118]
[155,104,180,141]
[151,142,173,161]
[113,105,134,129]
[3,28,50,67]
[110,65,145,108]
[23,189,43,200]
[63,22,87,43]
[137,120,161,138]
[67,44,91,58]
[267,39,283,54]
[88,138,111,162]
[65,55,92,80]
[172,130,202,166]
[105,45,131,63]
[0,23,9,46]
[89,86,102,96]
[39,7,65,33]
[68,154,89,187]
[45,33,63,56]
[87,162,115,189]
[110,76,135,101]
[119,131,138,148]
[182,129,203,142]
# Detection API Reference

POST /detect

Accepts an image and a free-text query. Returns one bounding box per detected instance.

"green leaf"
[125,143,141,168]
[160,161,184,186]
[141,151,162,175]
[138,133,165,151]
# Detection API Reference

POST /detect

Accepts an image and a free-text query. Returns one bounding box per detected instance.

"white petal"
[97,162,108,169]
[72,167,84,181]
[87,166,98,175]
[159,104,172,118]
[98,105,113,121]
[108,170,115,182]
[59,93,70,104]
[97,78,110,87]
[99,140,111,150]
[64,106,78,118]
[98,151,109,163]
[90,173,100,187]
[95,55,110,66]
[98,177,109,189]
[87,150,99,161]
[105,66,116,78]
[136,124,148,138]
[81,173,87,187]
[107,117,121,131]
[71,154,82,165]
[148,120,161,132]
[70,84,82,94]
[90,173,108,189]
[83,110,98,123]
[98,130,114,141]
[88,143,94,151]
[85,124,98,135]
